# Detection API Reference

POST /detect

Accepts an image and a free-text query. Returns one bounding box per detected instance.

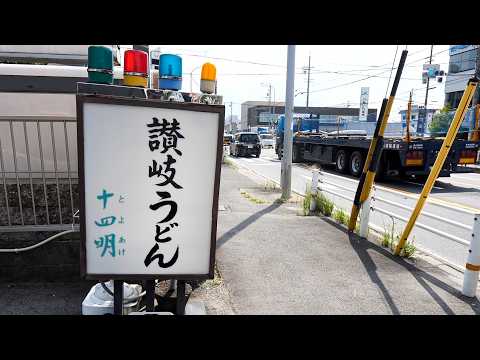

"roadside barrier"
[311,169,480,297]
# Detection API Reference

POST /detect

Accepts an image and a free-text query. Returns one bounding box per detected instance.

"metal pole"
[145,280,155,312]
[462,214,480,297]
[419,45,433,137]
[306,55,311,109]
[281,45,296,200]
[394,78,479,255]
[113,280,123,315]
[405,91,412,143]
[230,102,233,133]
[348,50,408,232]
[190,71,193,93]
[272,87,276,132]
[359,195,371,238]
[309,170,319,212]
[176,280,186,315]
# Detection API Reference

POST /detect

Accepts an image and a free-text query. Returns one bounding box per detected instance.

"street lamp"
[261,82,276,129]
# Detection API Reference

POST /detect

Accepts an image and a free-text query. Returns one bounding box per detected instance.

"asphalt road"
[227,147,480,270]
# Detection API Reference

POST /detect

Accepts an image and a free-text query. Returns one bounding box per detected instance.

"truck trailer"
[275,116,479,180]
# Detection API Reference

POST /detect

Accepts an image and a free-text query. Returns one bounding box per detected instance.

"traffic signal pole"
[404,91,412,143]
[348,50,408,232]
[394,77,479,255]
[281,45,296,200]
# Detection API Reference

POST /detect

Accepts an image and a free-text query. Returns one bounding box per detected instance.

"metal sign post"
[394,78,479,256]
[348,50,408,232]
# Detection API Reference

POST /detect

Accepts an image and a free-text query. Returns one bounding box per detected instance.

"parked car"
[259,133,274,148]
[230,132,261,158]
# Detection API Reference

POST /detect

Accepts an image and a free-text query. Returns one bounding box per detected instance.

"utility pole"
[229,102,233,133]
[281,45,296,200]
[420,45,434,137]
[305,55,311,109]
[405,91,412,143]
[268,84,272,129]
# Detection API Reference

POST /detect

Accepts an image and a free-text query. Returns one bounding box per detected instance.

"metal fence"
[312,169,477,272]
[0,117,79,232]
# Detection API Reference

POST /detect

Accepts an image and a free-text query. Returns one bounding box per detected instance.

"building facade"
[445,45,479,108]
[240,101,377,131]
[399,106,437,135]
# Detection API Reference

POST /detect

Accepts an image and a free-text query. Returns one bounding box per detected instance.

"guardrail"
[0,117,78,232]
[310,169,480,297]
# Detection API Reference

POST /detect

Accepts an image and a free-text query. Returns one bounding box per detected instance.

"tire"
[255,152,260,158]
[335,149,349,174]
[277,148,283,160]
[349,151,364,177]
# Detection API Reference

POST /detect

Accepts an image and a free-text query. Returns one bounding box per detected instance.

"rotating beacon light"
[158,54,182,90]
[123,49,149,88]
[200,62,216,94]
[87,45,114,84]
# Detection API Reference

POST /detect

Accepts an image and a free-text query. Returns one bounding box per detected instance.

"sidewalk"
[215,163,480,314]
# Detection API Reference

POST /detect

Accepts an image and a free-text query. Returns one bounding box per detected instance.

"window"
[240,134,259,143]
[445,91,464,109]
[449,49,476,74]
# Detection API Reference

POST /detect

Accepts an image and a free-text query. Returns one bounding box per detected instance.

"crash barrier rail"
[310,169,480,298]
[0,117,78,232]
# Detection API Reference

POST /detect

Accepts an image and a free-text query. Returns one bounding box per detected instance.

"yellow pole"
[471,104,480,142]
[404,91,412,143]
[394,78,479,256]
[348,50,408,231]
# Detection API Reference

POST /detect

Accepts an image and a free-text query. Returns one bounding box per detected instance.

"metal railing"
[311,168,480,295]
[315,169,474,244]
[0,117,79,232]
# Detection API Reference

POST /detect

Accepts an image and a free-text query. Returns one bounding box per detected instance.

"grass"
[240,191,266,204]
[264,180,279,192]
[315,193,334,217]
[302,187,313,216]
[333,208,349,226]
[380,222,416,258]
[200,264,224,289]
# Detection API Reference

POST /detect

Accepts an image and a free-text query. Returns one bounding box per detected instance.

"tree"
[429,104,453,136]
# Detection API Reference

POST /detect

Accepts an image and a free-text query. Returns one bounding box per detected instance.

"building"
[240,101,377,131]
[445,45,479,108]
[399,106,438,134]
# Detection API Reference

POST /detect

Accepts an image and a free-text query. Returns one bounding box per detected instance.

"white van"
[259,133,274,148]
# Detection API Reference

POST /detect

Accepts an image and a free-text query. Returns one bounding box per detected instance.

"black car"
[230,132,261,158]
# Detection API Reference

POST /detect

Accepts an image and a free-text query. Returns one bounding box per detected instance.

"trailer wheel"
[335,150,348,173]
[349,151,364,177]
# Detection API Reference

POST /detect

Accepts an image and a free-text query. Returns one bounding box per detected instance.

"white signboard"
[78,96,224,280]
[359,87,369,121]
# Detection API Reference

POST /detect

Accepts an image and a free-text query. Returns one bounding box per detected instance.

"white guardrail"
[310,169,480,298]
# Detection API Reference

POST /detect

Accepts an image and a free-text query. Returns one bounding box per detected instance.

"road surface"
[227,148,480,270]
